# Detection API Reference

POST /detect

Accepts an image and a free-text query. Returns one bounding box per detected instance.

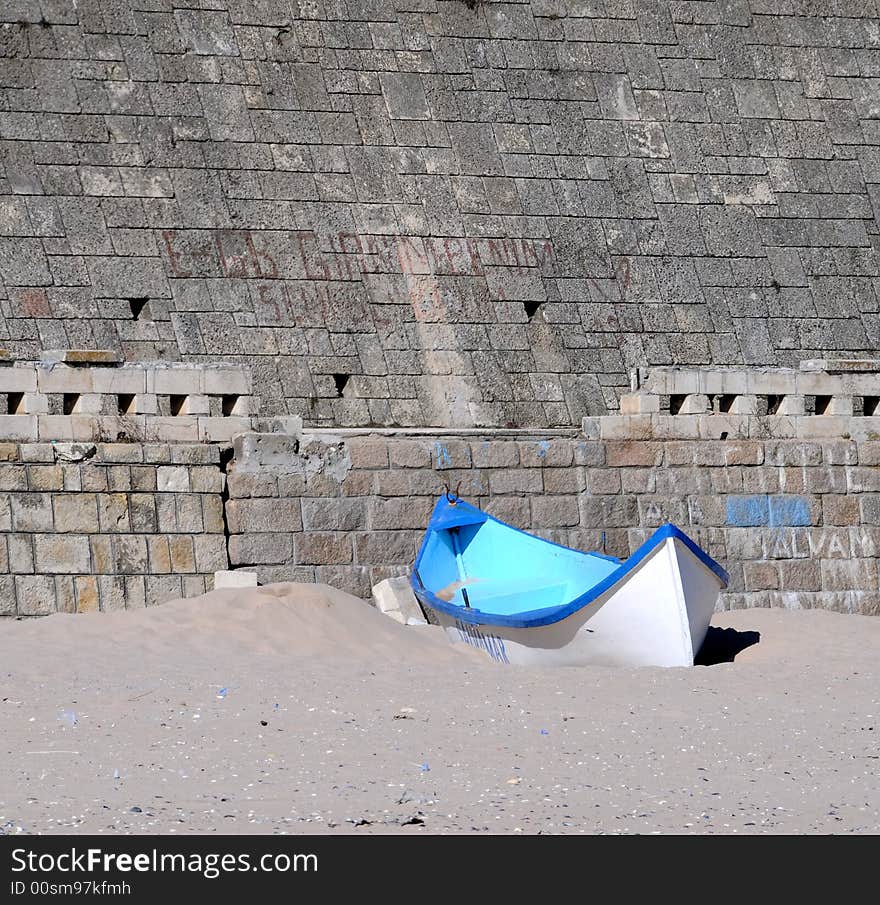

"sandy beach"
[1,584,877,835]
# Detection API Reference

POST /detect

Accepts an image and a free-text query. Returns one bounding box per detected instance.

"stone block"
[175,494,204,532]
[71,575,97,612]
[699,370,748,395]
[579,495,638,528]
[656,415,701,439]
[488,469,543,495]
[228,533,292,566]
[8,534,34,573]
[368,496,433,530]
[0,575,16,616]
[189,466,224,494]
[91,535,113,574]
[53,493,99,533]
[432,440,472,470]
[619,392,660,414]
[113,535,149,574]
[605,440,664,467]
[797,416,851,439]
[0,368,37,393]
[748,371,798,395]
[11,493,53,531]
[157,465,190,492]
[202,495,225,533]
[16,574,57,615]
[199,417,251,441]
[302,497,368,531]
[482,497,530,528]
[295,532,353,565]
[0,415,37,441]
[227,471,278,498]
[193,535,228,572]
[796,372,842,395]
[214,570,259,590]
[202,368,251,395]
[128,493,157,532]
[27,465,63,491]
[581,417,601,440]
[354,531,417,565]
[37,415,99,442]
[226,498,302,533]
[372,576,427,625]
[34,534,91,573]
[0,465,28,492]
[346,438,390,469]
[820,559,878,591]
[91,368,147,395]
[599,415,654,440]
[146,535,170,574]
[389,441,433,468]
[778,560,822,592]
[470,441,519,469]
[168,536,196,573]
[743,561,779,591]
[98,493,130,532]
[145,575,184,605]
[531,495,580,527]
[144,417,200,442]
[36,364,94,394]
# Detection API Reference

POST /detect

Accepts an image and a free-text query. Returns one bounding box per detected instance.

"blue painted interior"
[412,498,729,628]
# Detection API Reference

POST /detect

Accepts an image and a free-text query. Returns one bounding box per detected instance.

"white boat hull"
[426,536,722,668]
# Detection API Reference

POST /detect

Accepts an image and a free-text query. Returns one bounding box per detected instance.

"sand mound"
[1,582,482,677]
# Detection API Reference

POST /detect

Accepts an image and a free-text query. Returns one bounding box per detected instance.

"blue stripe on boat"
[411,498,729,629]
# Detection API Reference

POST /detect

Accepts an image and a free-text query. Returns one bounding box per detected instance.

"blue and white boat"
[411,496,728,668]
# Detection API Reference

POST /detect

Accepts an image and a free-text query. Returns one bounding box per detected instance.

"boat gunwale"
[411,508,729,629]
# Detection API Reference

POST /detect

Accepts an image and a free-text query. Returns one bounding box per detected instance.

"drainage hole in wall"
[669,394,686,415]
[118,394,135,415]
[63,393,79,415]
[128,297,150,320]
[523,300,542,320]
[170,394,187,416]
[766,394,784,415]
[718,394,736,413]
[332,374,350,397]
[7,392,23,415]
[859,396,879,416]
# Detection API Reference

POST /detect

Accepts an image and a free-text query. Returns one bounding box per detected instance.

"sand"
[0,583,878,835]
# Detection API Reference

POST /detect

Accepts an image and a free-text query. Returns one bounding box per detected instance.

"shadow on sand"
[695,627,761,666]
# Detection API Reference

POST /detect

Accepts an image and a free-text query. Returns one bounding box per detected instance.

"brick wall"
[226,430,880,615]
[2,2,880,428]
[0,440,227,615]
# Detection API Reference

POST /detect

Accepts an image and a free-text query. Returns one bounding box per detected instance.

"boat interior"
[416,515,621,616]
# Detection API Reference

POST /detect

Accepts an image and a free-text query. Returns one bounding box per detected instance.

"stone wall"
[2,1,880,428]
[225,428,880,615]
[2,356,878,618]
[0,439,227,615]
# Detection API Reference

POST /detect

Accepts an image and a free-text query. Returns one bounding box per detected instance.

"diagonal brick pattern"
[1,1,879,429]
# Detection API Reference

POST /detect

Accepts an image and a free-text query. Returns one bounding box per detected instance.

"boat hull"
[422,535,722,668]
